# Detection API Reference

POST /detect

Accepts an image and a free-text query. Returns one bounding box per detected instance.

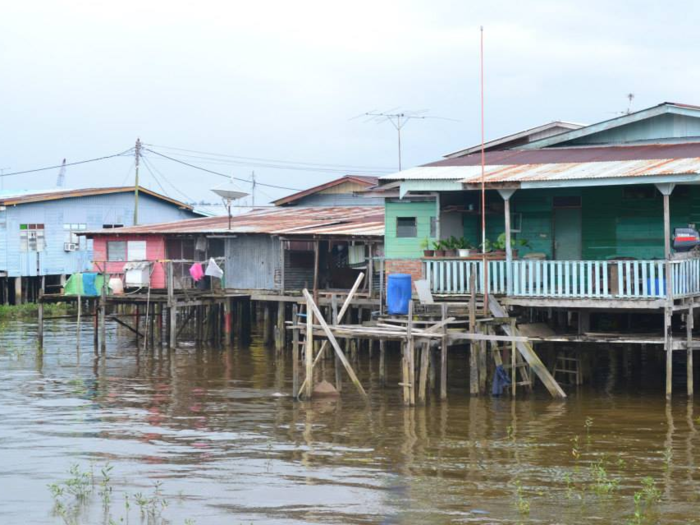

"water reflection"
[0,318,698,523]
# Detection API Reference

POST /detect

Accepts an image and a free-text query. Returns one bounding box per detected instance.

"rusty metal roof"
[382,143,700,186]
[86,206,384,237]
[271,175,378,206]
[0,186,194,210]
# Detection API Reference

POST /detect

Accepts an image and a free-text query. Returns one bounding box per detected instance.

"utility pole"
[251,171,256,207]
[134,138,141,225]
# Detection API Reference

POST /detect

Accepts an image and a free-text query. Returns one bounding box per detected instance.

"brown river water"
[0,318,699,524]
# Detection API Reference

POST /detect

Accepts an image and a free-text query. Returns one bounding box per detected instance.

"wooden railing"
[422,258,694,300]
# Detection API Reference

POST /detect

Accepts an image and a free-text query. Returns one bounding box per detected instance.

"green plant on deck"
[431,240,444,251]
[481,233,531,252]
[419,237,431,250]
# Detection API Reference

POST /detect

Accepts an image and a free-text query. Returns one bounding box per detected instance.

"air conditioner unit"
[64,242,79,252]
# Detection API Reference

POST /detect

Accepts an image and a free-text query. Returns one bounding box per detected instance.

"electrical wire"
[140,155,172,198]
[0,149,134,178]
[140,155,196,203]
[143,143,395,172]
[143,148,303,191]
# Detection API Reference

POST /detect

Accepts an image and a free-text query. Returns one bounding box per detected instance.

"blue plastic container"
[387,273,412,315]
[646,278,666,296]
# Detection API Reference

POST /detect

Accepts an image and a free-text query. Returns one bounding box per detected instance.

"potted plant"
[420,237,434,258]
[454,237,474,257]
[482,233,531,258]
[443,236,459,257]
[433,240,446,257]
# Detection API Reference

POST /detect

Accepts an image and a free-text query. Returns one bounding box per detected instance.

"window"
[20,224,45,252]
[63,223,87,248]
[107,241,127,262]
[430,217,437,238]
[102,224,124,229]
[623,186,656,200]
[127,240,147,261]
[396,217,417,238]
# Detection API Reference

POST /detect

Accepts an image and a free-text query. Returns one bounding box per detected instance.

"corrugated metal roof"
[381,143,700,185]
[272,175,379,206]
[384,158,700,185]
[86,206,384,237]
[0,186,194,210]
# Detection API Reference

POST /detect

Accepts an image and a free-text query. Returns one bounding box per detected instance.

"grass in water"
[0,302,72,320]
[48,463,194,525]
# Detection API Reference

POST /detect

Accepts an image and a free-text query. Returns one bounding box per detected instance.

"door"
[553,207,582,260]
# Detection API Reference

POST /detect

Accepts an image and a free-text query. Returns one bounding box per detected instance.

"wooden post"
[224,298,233,346]
[14,276,22,305]
[37,293,44,350]
[687,306,694,398]
[302,289,368,400]
[665,306,673,400]
[332,294,342,392]
[100,279,107,353]
[511,318,517,397]
[418,340,429,404]
[313,239,320,304]
[469,272,479,395]
[169,306,178,349]
[479,327,488,394]
[276,301,286,352]
[658,183,675,401]
[76,293,82,353]
[440,303,448,400]
[292,304,300,398]
[407,300,415,406]
[305,296,314,399]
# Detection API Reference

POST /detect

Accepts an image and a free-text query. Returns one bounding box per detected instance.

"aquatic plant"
[588,457,619,496]
[629,477,662,525]
[513,480,531,517]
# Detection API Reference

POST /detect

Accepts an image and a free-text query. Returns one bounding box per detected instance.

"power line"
[0,149,134,178]
[142,148,303,191]
[140,155,171,198]
[141,155,193,202]
[143,143,395,172]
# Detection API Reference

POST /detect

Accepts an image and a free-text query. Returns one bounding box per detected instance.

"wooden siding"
[0,192,197,277]
[385,201,436,259]
[290,193,384,207]
[92,235,167,288]
[224,235,281,291]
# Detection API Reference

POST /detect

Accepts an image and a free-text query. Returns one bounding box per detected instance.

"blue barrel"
[387,273,412,315]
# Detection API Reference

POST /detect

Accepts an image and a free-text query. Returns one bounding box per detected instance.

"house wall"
[224,235,281,291]
[291,193,384,207]
[92,235,167,288]
[385,200,436,259]
[0,192,197,278]
[458,185,700,260]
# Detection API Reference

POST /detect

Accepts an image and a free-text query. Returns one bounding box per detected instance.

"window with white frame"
[107,241,127,262]
[20,224,46,252]
[63,223,87,249]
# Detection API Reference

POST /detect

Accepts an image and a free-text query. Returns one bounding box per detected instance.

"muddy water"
[0,319,699,524]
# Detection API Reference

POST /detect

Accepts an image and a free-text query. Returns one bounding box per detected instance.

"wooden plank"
[440,303,448,400]
[488,296,567,399]
[302,289,368,400]
[305,298,314,399]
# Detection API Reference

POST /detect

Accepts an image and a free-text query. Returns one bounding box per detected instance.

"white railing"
[423,259,681,300]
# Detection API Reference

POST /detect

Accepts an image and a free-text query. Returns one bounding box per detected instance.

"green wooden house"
[377,102,700,306]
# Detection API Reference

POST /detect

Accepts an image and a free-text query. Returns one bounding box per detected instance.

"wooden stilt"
[305,297,314,399]
[511,318,517,398]
[407,300,415,406]
[332,295,342,392]
[665,306,673,401]
[224,298,233,346]
[263,303,272,345]
[37,294,44,350]
[276,301,286,352]
[418,340,429,404]
[440,303,448,400]
[169,306,178,350]
[469,272,479,395]
[292,304,300,398]
[688,306,694,398]
[93,299,99,352]
[99,282,107,354]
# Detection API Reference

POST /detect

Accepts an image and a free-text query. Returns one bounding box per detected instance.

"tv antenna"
[626,93,635,114]
[359,109,458,171]
[56,158,67,188]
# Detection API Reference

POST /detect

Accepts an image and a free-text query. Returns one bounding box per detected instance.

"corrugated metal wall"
[224,235,281,291]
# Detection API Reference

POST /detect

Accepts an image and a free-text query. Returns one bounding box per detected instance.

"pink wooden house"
[92,235,168,289]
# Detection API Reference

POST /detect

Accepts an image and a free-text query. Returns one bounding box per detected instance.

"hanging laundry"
[205,258,224,279]
[491,365,512,396]
[189,262,205,282]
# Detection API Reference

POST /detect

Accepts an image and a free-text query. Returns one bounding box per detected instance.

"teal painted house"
[378,102,700,303]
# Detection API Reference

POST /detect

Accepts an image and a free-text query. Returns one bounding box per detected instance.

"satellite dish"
[211,177,249,230]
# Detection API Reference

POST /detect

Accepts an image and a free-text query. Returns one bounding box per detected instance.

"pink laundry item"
[189,262,204,281]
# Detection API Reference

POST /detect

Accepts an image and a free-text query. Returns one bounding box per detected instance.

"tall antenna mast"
[626,93,635,114]
[480,26,488,313]
[134,138,141,225]
[56,159,67,188]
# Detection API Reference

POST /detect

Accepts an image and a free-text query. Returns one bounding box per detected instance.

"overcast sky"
[1,0,699,207]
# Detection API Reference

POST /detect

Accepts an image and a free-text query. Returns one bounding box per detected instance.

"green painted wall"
[385,200,436,259]
[388,185,700,261]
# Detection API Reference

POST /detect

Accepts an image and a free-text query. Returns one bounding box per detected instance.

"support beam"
[440,303,448,400]
[292,304,300,398]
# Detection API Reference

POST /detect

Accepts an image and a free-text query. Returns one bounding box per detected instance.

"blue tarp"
[492,365,512,396]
